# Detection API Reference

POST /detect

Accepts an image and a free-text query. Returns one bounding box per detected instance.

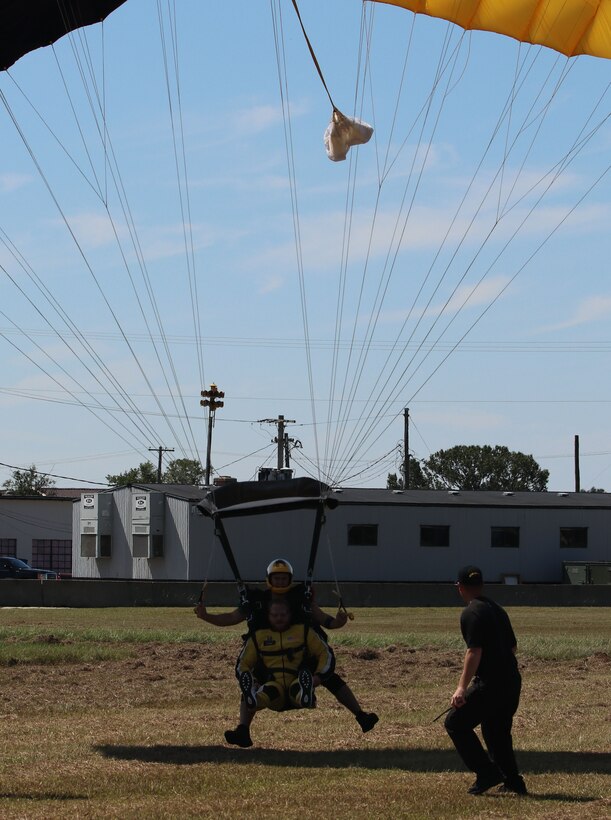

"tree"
[386,456,431,490]
[414,445,549,491]
[106,458,204,486]
[163,458,205,485]
[2,465,56,496]
[387,472,403,489]
[106,461,158,487]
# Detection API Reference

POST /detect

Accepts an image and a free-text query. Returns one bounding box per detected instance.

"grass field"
[0,606,609,819]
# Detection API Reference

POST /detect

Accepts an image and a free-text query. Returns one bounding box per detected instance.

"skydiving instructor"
[445,565,527,796]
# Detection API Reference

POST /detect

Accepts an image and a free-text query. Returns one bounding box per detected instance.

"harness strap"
[303,500,325,616]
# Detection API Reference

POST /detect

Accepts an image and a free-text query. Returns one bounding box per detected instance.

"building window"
[32,539,72,575]
[0,538,17,557]
[132,534,149,558]
[420,525,450,547]
[560,528,588,549]
[99,535,112,558]
[347,524,378,547]
[151,534,164,558]
[491,527,520,548]
[80,535,96,558]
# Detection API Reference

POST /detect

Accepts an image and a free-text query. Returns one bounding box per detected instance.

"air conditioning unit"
[131,492,165,558]
[257,467,294,481]
[80,493,113,558]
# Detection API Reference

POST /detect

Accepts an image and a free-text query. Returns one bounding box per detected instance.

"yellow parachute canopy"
[375,0,611,59]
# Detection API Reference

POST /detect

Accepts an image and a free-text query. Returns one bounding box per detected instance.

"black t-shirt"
[240,582,309,631]
[460,595,519,684]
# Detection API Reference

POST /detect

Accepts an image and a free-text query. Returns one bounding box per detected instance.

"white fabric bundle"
[324,109,373,162]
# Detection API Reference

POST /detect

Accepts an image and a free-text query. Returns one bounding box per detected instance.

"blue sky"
[0,0,610,490]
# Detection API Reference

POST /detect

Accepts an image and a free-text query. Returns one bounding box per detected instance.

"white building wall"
[314,502,611,583]
[73,488,133,579]
[133,494,190,580]
[71,488,611,582]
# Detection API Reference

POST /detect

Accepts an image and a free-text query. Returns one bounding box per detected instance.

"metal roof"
[64,482,611,509]
[329,488,611,509]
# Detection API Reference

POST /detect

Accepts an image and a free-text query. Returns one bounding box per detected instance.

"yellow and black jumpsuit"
[236,624,334,711]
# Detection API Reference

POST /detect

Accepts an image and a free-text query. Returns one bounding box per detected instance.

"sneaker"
[224,724,253,748]
[297,667,315,708]
[498,777,528,795]
[467,771,504,795]
[238,671,257,709]
[356,711,379,733]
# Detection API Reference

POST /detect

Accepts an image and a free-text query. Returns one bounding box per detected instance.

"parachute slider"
[324,109,373,162]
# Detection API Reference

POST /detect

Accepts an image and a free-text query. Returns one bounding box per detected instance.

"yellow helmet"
[266,558,293,593]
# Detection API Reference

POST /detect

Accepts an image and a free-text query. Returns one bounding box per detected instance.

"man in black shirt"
[445,565,527,796]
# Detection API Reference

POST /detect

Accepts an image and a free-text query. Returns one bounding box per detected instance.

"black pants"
[444,676,521,781]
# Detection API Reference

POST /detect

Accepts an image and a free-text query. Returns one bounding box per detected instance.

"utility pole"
[284,435,302,468]
[258,414,296,469]
[200,383,225,485]
[574,434,580,492]
[403,408,409,489]
[148,446,174,483]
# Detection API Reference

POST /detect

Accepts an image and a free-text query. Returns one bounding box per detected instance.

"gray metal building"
[72,485,611,583]
[0,492,75,575]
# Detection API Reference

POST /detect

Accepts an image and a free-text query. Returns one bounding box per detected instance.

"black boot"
[356,711,379,733]
[224,724,253,748]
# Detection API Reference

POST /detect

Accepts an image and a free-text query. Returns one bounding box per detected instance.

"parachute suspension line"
[211,515,250,612]
[325,7,427,481]
[49,45,106,203]
[324,3,375,482]
[329,40,602,480]
[65,13,204,463]
[328,26,469,483]
[303,501,327,609]
[329,28,505,479]
[0,325,157,458]
[289,0,337,112]
[0,89,182,450]
[270,0,322,479]
[392,160,611,419]
[156,0,207,402]
[378,8,418,185]
[0,259,171,454]
[56,39,195,456]
[5,73,103,199]
[199,522,220,602]
[354,3,381,188]
[360,146,611,462]
[496,58,577,219]
[101,19,108,205]
[330,443,401,485]
[324,525,342,614]
[55,17,202,462]
[496,43,525,223]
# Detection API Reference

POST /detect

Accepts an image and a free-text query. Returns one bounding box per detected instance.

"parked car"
[0,557,58,580]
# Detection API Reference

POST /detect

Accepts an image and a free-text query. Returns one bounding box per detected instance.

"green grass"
[1,606,609,663]
[0,606,609,818]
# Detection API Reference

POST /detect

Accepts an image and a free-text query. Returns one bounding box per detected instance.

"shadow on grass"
[0,793,88,801]
[95,744,610,777]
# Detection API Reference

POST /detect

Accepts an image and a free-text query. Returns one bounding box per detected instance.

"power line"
[0,461,110,486]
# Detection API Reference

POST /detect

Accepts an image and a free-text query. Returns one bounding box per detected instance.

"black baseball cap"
[457,565,483,586]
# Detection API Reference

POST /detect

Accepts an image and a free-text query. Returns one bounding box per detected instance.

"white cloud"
[426,274,512,317]
[61,212,118,249]
[542,295,611,331]
[0,173,31,192]
[232,100,309,136]
[258,275,284,294]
